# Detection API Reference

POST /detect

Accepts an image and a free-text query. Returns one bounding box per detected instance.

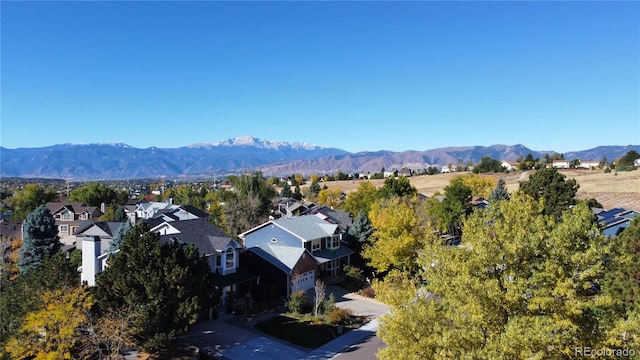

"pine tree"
[94,222,216,351]
[488,178,510,202]
[518,167,579,218]
[293,184,302,200]
[18,205,60,273]
[280,182,292,198]
[348,210,374,247]
[108,220,132,253]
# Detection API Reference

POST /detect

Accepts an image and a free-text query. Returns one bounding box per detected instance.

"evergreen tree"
[293,184,302,201]
[488,178,510,202]
[94,223,216,351]
[308,181,322,199]
[518,167,579,218]
[18,205,60,273]
[108,220,133,253]
[280,182,292,198]
[348,210,374,250]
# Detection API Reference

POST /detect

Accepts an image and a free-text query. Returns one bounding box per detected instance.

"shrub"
[359,286,376,298]
[286,290,308,314]
[327,308,352,325]
[323,293,336,315]
[604,167,611,173]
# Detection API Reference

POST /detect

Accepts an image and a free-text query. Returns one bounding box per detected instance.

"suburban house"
[79,217,256,309]
[595,207,639,237]
[148,218,256,308]
[552,160,571,169]
[500,161,518,171]
[270,198,316,220]
[238,214,355,296]
[45,202,104,246]
[578,160,600,169]
[133,201,208,222]
[78,221,127,286]
[241,244,317,298]
[635,158,640,167]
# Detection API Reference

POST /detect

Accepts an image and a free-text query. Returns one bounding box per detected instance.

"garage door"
[291,270,315,292]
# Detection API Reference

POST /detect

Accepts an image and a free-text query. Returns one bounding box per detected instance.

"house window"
[225,248,235,269]
[327,259,338,271]
[326,235,340,250]
[62,211,72,221]
[216,255,221,267]
[80,213,89,220]
[59,225,68,235]
[311,239,321,252]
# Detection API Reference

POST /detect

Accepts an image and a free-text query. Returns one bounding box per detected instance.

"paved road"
[179,287,389,360]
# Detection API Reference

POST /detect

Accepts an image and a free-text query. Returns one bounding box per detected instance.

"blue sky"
[1,1,638,153]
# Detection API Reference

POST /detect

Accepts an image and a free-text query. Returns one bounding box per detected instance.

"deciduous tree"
[376,196,622,359]
[316,187,342,208]
[4,287,93,359]
[70,182,118,207]
[10,184,57,222]
[363,198,430,274]
[377,176,416,200]
[342,181,378,217]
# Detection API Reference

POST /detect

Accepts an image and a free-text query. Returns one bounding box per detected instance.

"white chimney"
[81,235,102,286]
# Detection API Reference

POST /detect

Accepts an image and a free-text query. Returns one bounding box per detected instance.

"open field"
[321,169,640,211]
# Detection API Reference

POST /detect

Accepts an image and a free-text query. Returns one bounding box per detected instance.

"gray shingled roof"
[272,216,338,241]
[248,244,311,274]
[157,218,238,256]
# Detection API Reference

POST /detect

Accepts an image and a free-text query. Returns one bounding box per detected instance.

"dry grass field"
[321,169,640,211]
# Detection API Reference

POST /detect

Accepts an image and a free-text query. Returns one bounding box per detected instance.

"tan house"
[45,202,103,246]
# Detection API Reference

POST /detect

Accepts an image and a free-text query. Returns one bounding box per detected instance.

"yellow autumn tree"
[5,287,94,359]
[316,187,343,208]
[460,173,497,198]
[375,194,626,359]
[363,197,434,274]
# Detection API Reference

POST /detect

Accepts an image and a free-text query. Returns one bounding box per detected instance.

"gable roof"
[248,244,313,274]
[305,205,353,230]
[271,215,338,241]
[76,221,125,237]
[154,218,239,256]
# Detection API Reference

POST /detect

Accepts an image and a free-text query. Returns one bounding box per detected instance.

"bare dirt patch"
[322,169,640,211]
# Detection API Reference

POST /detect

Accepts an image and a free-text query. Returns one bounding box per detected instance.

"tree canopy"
[363,197,430,274]
[377,176,417,200]
[70,182,118,207]
[518,167,579,218]
[375,196,627,359]
[341,181,378,217]
[10,184,57,222]
[473,156,505,173]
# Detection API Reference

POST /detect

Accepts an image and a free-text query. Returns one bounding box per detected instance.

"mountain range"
[1,136,638,180]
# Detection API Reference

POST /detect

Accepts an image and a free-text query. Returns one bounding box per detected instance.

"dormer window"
[225,248,235,270]
[311,239,321,252]
[326,235,340,250]
[62,211,72,220]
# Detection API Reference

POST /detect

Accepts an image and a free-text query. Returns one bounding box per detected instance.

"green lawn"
[254,315,346,349]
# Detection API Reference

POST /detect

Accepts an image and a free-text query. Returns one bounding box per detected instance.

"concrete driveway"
[179,286,389,359]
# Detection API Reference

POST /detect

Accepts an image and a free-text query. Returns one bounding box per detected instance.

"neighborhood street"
[178,287,389,360]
